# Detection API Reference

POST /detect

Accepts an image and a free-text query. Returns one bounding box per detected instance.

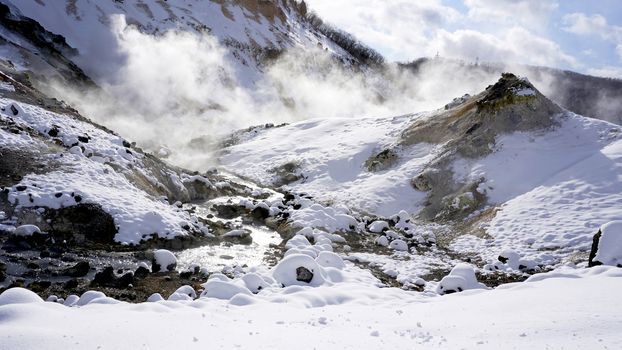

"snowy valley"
[0,1,621,349]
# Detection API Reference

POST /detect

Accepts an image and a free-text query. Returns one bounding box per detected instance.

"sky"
[305,0,622,78]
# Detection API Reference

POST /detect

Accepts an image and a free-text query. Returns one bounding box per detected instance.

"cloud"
[305,0,461,61]
[434,27,577,67]
[562,13,622,48]
[464,0,559,29]
[305,0,578,68]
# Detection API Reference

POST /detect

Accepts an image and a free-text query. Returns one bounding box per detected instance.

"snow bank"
[0,288,43,305]
[1,267,622,349]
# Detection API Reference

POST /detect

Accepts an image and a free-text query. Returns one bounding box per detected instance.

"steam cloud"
[50,15,607,172]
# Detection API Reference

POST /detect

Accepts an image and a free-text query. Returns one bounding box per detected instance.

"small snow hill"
[220,73,622,268]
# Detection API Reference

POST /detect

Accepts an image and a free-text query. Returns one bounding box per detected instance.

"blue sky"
[305,0,622,78]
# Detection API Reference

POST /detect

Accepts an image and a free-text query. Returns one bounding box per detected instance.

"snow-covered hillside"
[221,74,622,270]
[5,0,354,84]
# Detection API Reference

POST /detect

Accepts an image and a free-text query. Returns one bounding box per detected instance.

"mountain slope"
[220,74,622,267]
[4,0,374,85]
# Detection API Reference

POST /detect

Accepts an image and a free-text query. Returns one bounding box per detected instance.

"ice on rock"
[0,288,44,305]
[200,280,252,300]
[437,263,487,295]
[272,254,329,287]
[593,221,622,266]
[153,249,177,272]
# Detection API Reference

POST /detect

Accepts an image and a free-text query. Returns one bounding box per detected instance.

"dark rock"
[151,258,176,273]
[134,266,150,279]
[588,229,603,267]
[92,266,116,286]
[283,193,295,203]
[213,204,245,219]
[26,262,39,269]
[62,261,90,277]
[497,255,509,264]
[251,206,270,220]
[54,192,63,198]
[28,280,51,293]
[0,263,5,282]
[73,195,82,203]
[15,185,27,191]
[117,272,134,288]
[122,140,131,148]
[64,279,79,289]
[179,270,192,279]
[77,135,89,143]
[295,266,314,283]
[48,127,59,137]
[10,104,18,116]
[44,203,116,245]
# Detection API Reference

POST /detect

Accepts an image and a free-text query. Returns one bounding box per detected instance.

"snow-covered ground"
[0,266,620,349]
[221,109,622,269]
[0,96,210,244]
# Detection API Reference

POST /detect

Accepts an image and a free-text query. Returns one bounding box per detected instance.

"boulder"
[62,261,90,277]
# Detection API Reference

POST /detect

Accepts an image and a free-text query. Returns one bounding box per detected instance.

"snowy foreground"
[1,266,621,349]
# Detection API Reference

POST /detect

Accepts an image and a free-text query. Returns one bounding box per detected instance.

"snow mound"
[153,250,177,272]
[12,224,42,236]
[0,288,44,305]
[316,251,346,270]
[200,280,252,300]
[593,221,622,266]
[437,263,487,295]
[272,254,329,287]
[168,286,197,301]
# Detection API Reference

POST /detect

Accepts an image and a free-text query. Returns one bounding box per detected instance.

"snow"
[594,221,622,266]
[437,263,487,295]
[368,220,389,233]
[8,0,351,83]
[153,249,177,272]
[272,254,330,287]
[12,224,42,236]
[1,98,209,244]
[0,287,43,306]
[389,239,409,252]
[1,267,621,349]
[223,109,622,269]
